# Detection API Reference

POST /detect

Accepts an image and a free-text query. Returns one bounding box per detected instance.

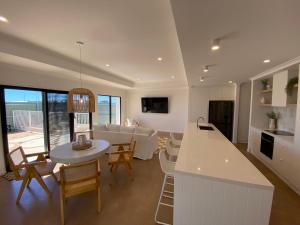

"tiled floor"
[0,144,299,225]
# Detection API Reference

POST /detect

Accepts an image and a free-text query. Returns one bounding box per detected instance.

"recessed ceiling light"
[203,65,209,73]
[211,38,220,51]
[200,77,204,82]
[0,16,8,23]
[157,57,163,61]
[228,80,233,84]
[171,75,175,79]
[263,59,271,63]
[105,64,110,67]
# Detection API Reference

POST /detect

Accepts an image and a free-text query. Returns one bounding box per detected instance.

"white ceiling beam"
[0,32,134,87]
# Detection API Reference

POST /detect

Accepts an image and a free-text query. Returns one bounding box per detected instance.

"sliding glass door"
[111,96,121,125]
[74,112,90,132]
[1,85,93,170]
[98,95,110,124]
[47,92,71,150]
[98,95,121,125]
[4,88,46,154]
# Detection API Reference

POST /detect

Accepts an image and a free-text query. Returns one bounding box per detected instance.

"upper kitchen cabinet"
[272,70,288,107]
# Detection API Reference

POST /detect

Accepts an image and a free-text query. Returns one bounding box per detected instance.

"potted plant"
[266,111,279,130]
[285,77,298,96]
[261,79,270,90]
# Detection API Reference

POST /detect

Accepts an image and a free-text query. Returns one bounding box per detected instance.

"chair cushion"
[35,160,56,176]
[106,124,121,132]
[120,126,135,133]
[108,152,131,163]
[93,124,107,131]
[135,127,154,136]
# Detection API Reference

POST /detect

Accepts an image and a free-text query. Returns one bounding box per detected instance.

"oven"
[260,132,274,159]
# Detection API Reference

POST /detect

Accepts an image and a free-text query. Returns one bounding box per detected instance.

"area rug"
[155,136,168,154]
[1,172,15,181]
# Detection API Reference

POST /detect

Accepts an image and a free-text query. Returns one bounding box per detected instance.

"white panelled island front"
[174,123,274,225]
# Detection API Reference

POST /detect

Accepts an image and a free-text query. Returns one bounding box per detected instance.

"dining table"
[50,139,110,164]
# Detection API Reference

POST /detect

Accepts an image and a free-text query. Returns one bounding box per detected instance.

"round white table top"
[50,139,110,164]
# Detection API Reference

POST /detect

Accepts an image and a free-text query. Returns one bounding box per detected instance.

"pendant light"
[67,41,95,113]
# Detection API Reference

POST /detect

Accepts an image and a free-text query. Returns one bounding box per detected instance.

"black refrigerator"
[208,100,234,141]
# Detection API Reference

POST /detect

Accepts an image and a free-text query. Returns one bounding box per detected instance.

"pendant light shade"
[67,41,95,113]
[67,88,95,113]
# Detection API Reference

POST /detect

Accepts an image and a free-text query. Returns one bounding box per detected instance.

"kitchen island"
[174,122,274,225]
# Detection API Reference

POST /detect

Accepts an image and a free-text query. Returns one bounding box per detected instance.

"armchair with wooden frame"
[7,146,57,204]
[108,137,136,177]
[58,160,101,225]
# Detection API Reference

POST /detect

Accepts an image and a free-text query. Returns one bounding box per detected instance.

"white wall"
[237,82,251,143]
[0,63,127,174]
[0,112,5,175]
[188,85,236,122]
[127,87,188,132]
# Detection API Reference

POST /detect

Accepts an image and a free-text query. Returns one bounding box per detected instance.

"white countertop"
[175,122,274,189]
[251,126,294,146]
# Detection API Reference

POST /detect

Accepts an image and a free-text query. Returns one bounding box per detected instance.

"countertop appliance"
[264,130,294,136]
[260,132,274,159]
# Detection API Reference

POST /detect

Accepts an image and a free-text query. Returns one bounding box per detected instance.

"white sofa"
[93,124,158,160]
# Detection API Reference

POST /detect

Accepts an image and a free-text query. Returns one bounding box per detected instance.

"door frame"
[0,85,92,171]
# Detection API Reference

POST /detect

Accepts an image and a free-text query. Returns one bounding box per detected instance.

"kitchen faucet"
[196,116,205,128]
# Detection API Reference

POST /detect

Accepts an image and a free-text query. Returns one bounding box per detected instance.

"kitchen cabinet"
[174,123,273,225]
[273,142,300,191]
[249,128,261,157]
[249,127,300,194]
[271,70,288,107]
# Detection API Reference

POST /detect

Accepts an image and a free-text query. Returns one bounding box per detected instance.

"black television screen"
[141,97,168,113]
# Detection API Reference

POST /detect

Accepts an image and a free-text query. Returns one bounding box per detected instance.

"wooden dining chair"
[58,160,101,225]
[108,137,136,177]
[7,146,57,204]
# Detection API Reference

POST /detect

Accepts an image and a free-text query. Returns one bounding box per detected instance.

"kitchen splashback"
[273,107,296,132]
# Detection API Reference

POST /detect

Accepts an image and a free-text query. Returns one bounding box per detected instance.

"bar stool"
[155,150,176,225]
[166,139,180,161]
[170,133,181,147]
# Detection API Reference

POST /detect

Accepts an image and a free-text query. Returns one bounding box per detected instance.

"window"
[3,88,46,155]
[98,95,121,125]
[0,85,92,170]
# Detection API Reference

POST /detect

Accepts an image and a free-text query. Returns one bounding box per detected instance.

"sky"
[4,89,120,103]
[4,89,67,102]
[5,89,42,102]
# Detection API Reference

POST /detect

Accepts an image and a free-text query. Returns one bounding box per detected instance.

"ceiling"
[0,0,186,88]
[0,0,300,88]
[171,0,300,86]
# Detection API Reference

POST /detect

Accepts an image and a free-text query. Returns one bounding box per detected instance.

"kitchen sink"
[199,125,214,131]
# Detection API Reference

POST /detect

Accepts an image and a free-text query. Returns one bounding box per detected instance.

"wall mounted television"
[141,97,168,113]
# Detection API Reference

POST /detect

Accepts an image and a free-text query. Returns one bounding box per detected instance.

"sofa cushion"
[120,126,135,133]
[135,127,154,136]
[93,124,107,132]
[106,124,120,132]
